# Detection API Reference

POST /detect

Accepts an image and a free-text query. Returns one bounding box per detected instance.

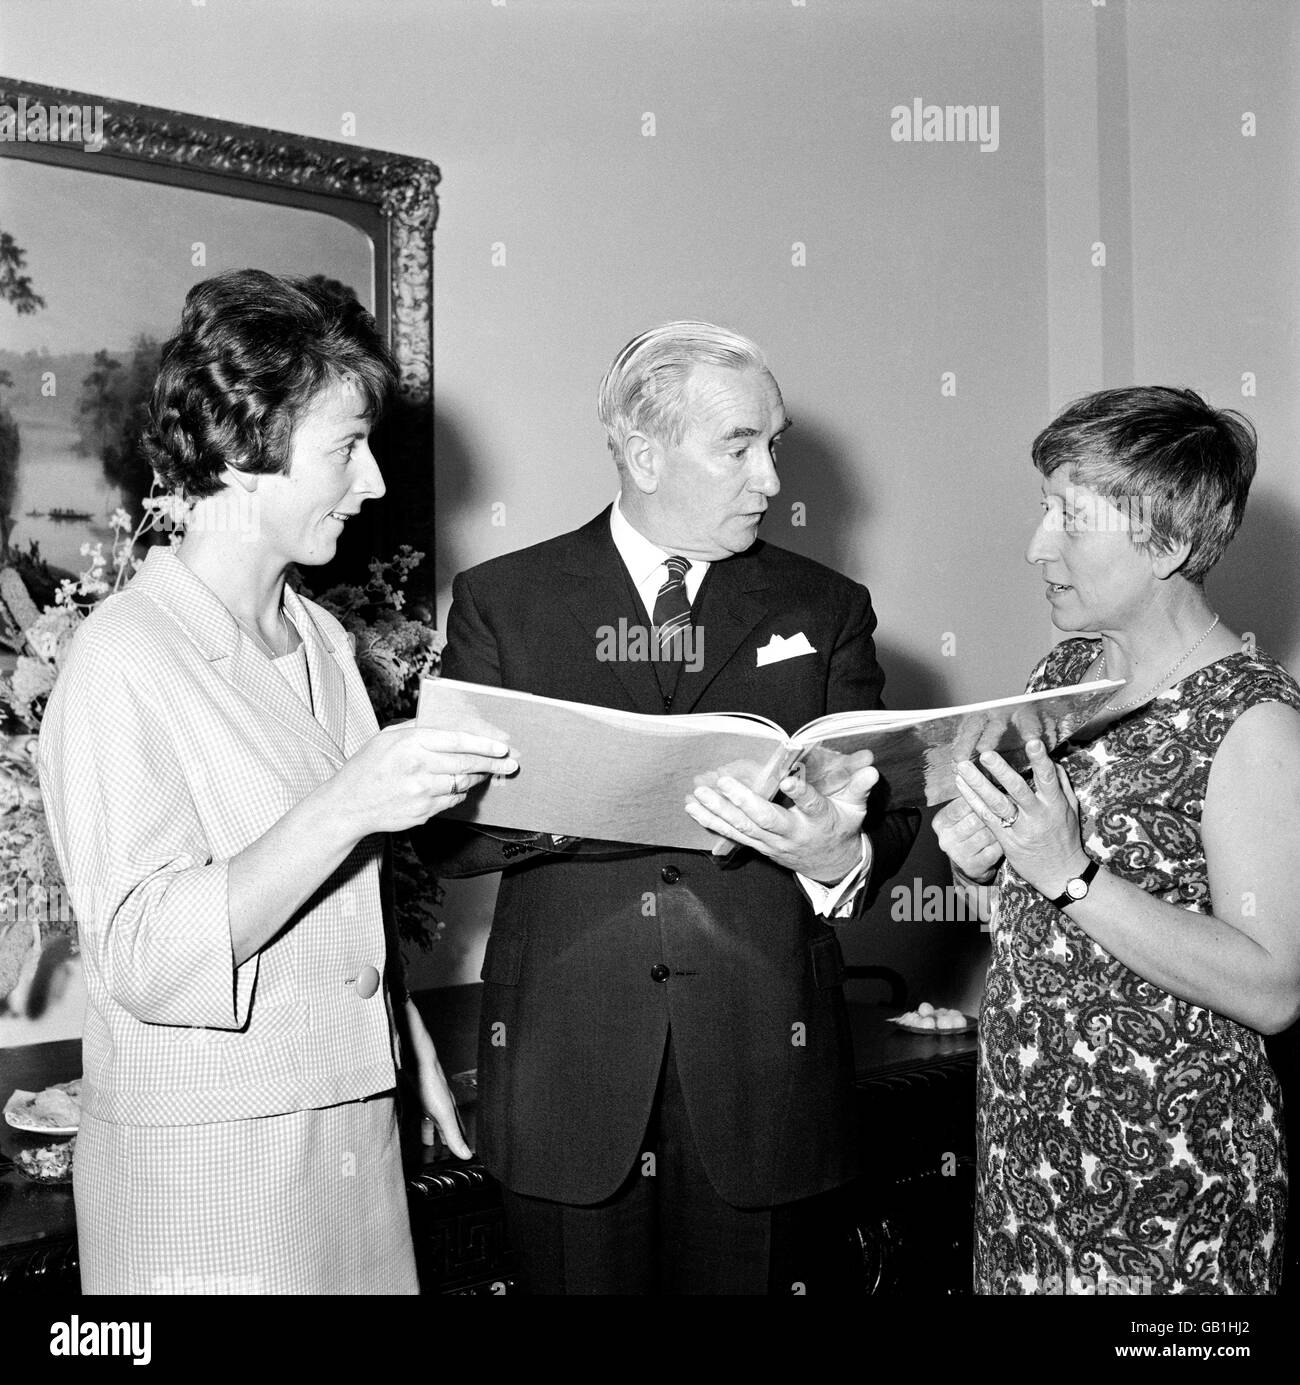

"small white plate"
[4,1083,81,1136]
[887,1013,978,1036]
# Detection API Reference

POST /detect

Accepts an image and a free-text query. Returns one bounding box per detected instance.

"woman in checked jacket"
[38,270,515,1294]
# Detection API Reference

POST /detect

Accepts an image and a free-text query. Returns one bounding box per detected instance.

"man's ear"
[621,432,660,495]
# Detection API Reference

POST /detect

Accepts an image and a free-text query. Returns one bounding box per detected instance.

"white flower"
[10,655,56,715]
[143,493,191,529]
[26,606,82,669]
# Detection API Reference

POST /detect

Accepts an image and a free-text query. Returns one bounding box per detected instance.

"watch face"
[1066,878,1089,900]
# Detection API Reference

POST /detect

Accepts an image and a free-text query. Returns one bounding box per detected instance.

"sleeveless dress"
[975,639,1300,1295]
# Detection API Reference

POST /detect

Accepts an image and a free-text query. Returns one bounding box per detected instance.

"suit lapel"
[130,547,344,765]
[550,513,777,717]
[672,544,771,714]
[284,584,350,757]
[556,510,665,714]
[221,638,343,764]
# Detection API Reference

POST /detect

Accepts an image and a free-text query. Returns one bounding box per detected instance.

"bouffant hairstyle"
[142,269,397,498]
[1031,386,1257,584]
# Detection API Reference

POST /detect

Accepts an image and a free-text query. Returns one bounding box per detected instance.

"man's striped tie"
[652,555,693,659]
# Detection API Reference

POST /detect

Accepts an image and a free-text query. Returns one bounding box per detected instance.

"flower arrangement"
[0,497,449,1003]
[296,545,445,724]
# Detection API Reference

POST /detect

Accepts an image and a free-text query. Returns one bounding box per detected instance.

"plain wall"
[2,0,1296,1022]
[1125,0,1300,662]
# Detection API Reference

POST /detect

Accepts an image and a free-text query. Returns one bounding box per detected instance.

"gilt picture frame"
[0,75,439,588]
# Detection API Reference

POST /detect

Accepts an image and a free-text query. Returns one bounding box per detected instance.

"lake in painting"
[1,153,374,577]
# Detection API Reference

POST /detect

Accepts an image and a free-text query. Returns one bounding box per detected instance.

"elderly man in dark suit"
[425,322,918,1293]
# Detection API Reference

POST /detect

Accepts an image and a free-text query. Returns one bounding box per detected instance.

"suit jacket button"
[354,964,381,999]
[660,866,680,884]
[650,963,670,983]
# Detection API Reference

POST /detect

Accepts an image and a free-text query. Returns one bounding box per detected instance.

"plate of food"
[4,1078,82,1136]
[12,1137,77,1183]
[887,1003,977,1036]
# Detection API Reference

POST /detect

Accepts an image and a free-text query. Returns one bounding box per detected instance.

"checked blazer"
[424,508,919,1209]
[38,546,401,1127]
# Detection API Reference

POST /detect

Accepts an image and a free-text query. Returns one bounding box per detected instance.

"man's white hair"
[597,320,769,465]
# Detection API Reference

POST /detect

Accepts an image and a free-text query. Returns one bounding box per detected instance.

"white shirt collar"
[609,496,710,606]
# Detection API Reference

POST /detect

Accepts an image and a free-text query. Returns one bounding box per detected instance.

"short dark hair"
[142,268,396,498]
[1031,386,1257,583]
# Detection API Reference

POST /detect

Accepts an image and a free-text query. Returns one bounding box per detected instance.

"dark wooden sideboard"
[0,1035,81,1293]
[0,989,978,1295]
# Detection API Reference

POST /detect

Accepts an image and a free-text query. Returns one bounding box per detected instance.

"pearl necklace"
[1097,613,1220,715]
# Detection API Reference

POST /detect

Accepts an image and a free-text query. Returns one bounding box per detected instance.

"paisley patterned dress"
[976,639,1300,1295]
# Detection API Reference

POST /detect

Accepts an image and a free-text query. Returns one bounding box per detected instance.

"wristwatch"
[1047,857,1099,909]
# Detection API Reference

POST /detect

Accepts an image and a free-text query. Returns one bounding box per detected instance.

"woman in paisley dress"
[934,386,1300,1294]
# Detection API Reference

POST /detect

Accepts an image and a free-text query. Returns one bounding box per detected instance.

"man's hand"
[684,749,878,882]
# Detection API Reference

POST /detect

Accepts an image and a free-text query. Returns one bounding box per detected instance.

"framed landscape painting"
[0,75,438,582]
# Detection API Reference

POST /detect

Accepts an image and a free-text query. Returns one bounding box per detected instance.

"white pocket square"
[756,632,817,667]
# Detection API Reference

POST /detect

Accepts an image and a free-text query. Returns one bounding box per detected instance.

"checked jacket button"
[650,964,671,983]
[660,866,680,884]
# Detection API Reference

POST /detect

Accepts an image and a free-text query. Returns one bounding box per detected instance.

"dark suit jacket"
[422,508,918,1207]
